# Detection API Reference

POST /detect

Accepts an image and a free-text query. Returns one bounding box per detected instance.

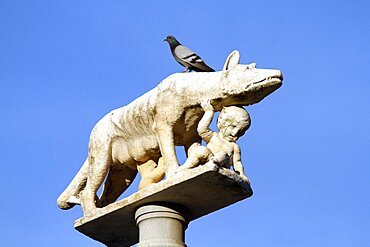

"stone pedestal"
[74,161,253,246]
[135,204,188,247]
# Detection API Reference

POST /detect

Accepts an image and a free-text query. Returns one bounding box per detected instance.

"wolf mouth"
[244,74,283,92]
[256,74,283,86]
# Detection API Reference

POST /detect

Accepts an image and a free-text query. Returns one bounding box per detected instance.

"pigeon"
[164,35,215,73]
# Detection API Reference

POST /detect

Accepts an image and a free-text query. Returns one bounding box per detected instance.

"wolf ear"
[223,50,240,71]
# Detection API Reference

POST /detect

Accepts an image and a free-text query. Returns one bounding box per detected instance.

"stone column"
[135,203,188,247]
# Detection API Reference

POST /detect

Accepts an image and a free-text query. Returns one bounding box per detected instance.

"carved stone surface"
[74,161,253,247]
[57,50,283,216]
[135,204,188,247]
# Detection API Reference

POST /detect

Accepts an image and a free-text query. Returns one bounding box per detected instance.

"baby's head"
[217,106,251,142]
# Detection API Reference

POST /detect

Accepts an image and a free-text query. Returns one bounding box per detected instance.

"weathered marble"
[57,50,283,216]
[180,100,251,184]
[135,204,188,247]
[74,161,253,247]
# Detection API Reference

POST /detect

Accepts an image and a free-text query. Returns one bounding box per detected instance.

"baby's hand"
[201,99,214,111]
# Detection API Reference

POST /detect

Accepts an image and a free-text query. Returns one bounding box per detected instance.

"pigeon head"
[164,35,181,46]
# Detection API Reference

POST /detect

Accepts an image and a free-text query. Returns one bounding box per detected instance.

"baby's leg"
[179,143,212,170]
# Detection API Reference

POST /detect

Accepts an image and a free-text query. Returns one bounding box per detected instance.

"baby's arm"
[232,144,249,181]
[197,100,216,143]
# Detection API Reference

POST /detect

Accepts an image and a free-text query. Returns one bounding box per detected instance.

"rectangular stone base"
[74,162,253,246]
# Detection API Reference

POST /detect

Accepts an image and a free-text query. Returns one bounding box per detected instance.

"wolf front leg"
[153,123,180,177]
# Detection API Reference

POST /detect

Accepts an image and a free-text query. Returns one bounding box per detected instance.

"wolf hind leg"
[99,166,138,207]
[80,151,111,215]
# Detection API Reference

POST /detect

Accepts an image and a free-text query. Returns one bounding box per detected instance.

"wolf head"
[219,50,283,107]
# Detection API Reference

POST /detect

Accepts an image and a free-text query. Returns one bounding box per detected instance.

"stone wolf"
[57,50,283,215]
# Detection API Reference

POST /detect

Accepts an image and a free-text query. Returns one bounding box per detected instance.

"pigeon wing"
[174,45,214,72]
[173,45,200,67]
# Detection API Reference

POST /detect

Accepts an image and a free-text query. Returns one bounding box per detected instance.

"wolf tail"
[57,158,89,210]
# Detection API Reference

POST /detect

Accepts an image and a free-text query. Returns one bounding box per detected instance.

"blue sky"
[0,0,369,246]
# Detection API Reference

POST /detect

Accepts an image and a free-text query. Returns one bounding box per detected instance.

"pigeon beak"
[163,38,167,42]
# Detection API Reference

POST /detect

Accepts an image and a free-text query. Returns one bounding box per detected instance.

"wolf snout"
[275,70,283,81]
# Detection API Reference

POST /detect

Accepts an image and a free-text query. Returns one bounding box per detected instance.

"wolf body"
[57,51,283,215]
